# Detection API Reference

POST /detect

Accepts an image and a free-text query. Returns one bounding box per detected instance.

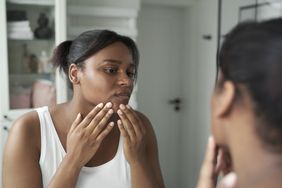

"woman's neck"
[225,106,282,188]
[230,134,282,188]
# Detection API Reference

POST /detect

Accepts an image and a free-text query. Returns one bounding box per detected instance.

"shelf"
[9,73,55,87]
[8,38,55,42]
[10,73,53,77]
[9,73,54,81]
[0,0,67,118]
[7,0,54,6]
[68,5,138,18]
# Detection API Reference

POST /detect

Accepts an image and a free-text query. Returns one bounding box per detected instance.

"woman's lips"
[114,94,130,100]
[113,92,131,102]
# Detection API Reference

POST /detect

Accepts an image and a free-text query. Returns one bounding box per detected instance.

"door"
[137,5,184,188]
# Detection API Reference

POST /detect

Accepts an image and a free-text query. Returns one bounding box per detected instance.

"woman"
[197,18,282,188]
[3,30,165,188]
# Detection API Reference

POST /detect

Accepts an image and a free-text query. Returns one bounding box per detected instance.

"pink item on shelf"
[31,79,56,108]
[10,87,32,109]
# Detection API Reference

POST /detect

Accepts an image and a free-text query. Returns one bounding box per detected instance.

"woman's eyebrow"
[102,59,134,65]
[103,59,122,64]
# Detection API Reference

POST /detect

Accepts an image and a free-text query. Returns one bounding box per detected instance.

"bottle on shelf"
[38,50,52,73]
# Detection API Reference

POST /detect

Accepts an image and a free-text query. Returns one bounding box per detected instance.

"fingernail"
[208,136,214,143]
[106,102,112,108]
[117,120,122,125]
[97,103,104,108]
[108,109,113,114]
[109,122,114,127]
[221,172,237,187]
[119,104,125,110]
[117,109,123,115]
[126,105,131,109]
[77,113,81,118]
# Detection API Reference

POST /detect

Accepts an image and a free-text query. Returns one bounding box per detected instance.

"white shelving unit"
[0,0,67,120]
[7,0,55,6]
[0,1,66,185]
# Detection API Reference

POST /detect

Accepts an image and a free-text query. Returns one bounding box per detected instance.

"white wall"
[221,0,255,36]
[180,0,218,187]
[138,1,218,187]
[66,0,140,40]
[137,4,185,187]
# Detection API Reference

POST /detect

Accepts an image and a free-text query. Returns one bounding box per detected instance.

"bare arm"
[131,111,165,188]
[46,154,82,188]
[141,112,165,188]
[3,103,115,188]
[3,112,42,188]
[2,112,81,188]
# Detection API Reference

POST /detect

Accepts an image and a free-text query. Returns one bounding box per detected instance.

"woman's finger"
[69,113,82,133]
[91,109,114,138]
[117,119,130,141]
[216,149,233,176]
[197,136,218,188]
[84,102,112,132]
[127,105,146,134]
[126,105,146,134]
[204,136,217,166]
[77,103,104,129]
[216,149,223,174]
[119,105,143,136]
[117,109,136,141]
[95,122,115,142]
[218,172,238,188]
[222,150,233,175]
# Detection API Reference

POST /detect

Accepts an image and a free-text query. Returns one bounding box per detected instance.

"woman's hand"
[196,136,238,188]
[196,136,218,188]
[217,172,238,188]
[117,104,147,165]
[66,102,115,169]
[216,148,238,188]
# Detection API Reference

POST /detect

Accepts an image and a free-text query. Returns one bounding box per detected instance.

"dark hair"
[217,18,282,152]
[52,30,139,87]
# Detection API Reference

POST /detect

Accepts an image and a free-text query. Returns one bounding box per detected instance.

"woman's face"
[78,42,136,112]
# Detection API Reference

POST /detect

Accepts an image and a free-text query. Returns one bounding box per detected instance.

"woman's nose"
[117,72,132,87]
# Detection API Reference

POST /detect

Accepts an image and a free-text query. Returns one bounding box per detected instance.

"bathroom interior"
[0,0,281,187]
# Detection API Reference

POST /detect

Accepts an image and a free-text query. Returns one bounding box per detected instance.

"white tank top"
[36,106,132,188]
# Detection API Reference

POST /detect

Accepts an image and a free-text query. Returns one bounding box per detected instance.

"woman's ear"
[215,81,236,118]
[69,64,80,84]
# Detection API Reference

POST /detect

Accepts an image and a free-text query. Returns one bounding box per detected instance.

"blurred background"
[1,0,282,187]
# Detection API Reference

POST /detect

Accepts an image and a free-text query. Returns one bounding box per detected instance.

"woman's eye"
[104,67,117,74]
[127,71,136,79]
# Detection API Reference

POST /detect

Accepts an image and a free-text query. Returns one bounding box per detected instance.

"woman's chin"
[111,101,128,112]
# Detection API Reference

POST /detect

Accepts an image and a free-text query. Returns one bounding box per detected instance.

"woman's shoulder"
[134,110,152,127]
[8,110,41,150]
[133,110,156,137]
[3,110,43,187]
[12,110,40,132]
